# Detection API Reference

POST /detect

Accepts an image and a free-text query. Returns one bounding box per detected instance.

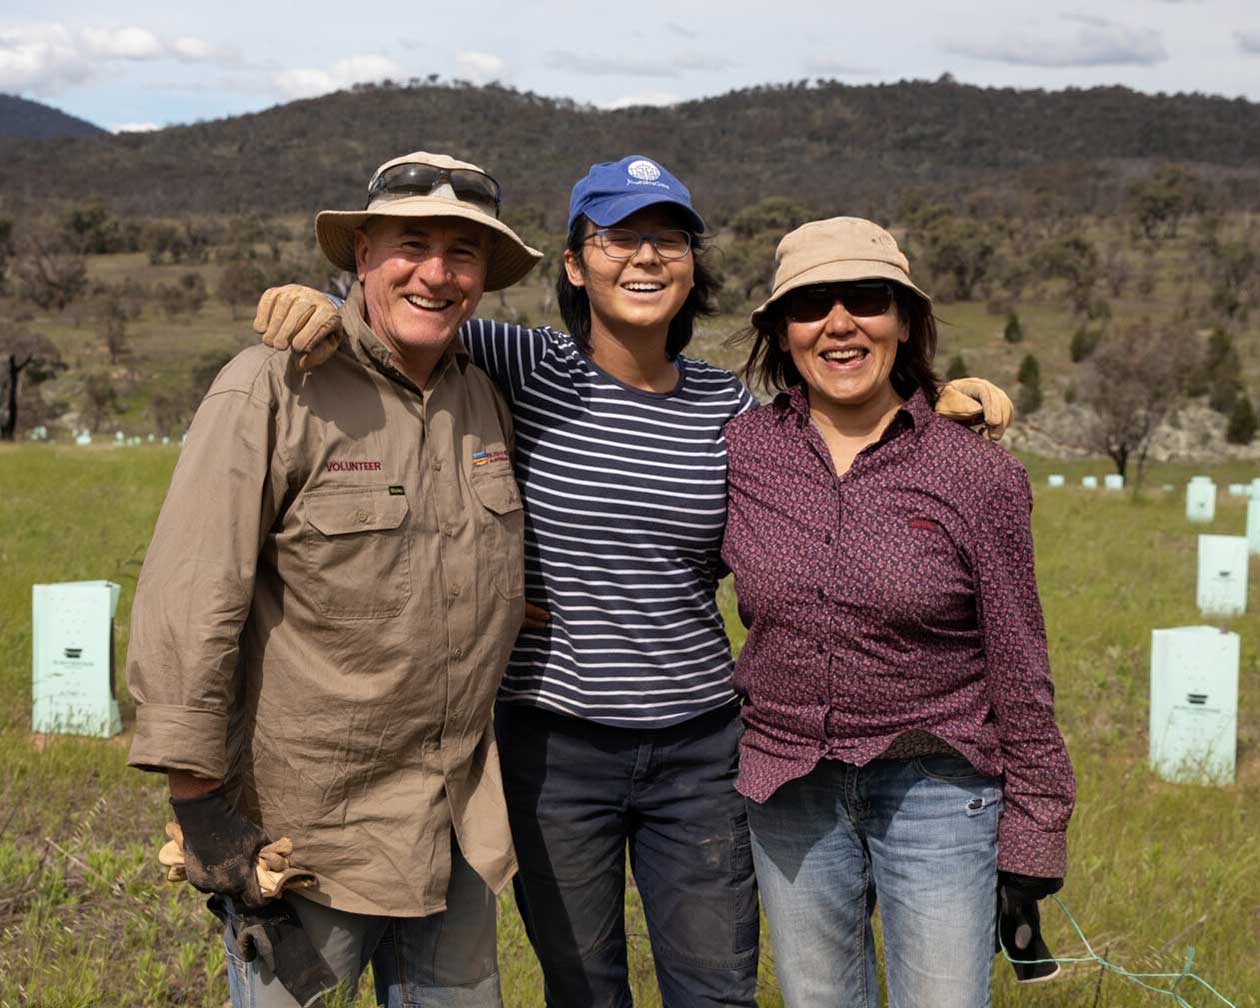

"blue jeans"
[222,832,500,1008]
[494,701,759,1008]
[747,756,1001,1008]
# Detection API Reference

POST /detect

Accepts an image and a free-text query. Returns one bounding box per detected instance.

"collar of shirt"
[771,382,934,463]
[340,282,469,395]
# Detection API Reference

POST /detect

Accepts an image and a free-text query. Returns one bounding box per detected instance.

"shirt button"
[824,533,833,544]
[443,525,454,537]
[450,585,462,597]
[817,587,825,600]
[434,460,443,471]
[355,510,369,523]
[816,642,825,654]
[452,647,463,659]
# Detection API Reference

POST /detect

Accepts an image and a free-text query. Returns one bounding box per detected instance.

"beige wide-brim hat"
[750,216,931,325]
[316,151,542,292]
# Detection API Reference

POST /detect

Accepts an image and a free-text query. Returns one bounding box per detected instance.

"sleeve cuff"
[998,814,1068,878]
[127,703,228,779]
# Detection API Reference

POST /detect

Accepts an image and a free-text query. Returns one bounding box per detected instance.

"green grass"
[2,444,1258,1006]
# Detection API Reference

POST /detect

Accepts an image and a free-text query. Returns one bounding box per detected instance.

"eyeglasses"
[366,162,502,217]
[584,227,692,261]
[780,281,895,322]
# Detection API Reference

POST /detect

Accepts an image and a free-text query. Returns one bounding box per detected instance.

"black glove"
[997,872,1063,983]
[171,786,268,908]
[209,895,340,1008]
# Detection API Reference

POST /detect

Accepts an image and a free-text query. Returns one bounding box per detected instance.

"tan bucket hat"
[751,216,930,324]
[316,151,542,292]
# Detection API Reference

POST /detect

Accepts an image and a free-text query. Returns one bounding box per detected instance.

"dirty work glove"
[159,821,317,899]
[170,786,269,908]
[254,284,342,371]
[936,378,1013,441]
[997,872,1062,983]
[209,895,340,1008]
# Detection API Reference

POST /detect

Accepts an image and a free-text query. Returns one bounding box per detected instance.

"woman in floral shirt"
[722,217,1075,1008]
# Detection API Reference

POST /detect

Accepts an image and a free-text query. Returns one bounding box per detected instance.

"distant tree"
[1127,165,1205,240]
[61,202,121,254]
[945,354,969,381]
[158,272,209,319]
[1016,353,1042,415]
[729,196,813,240]
[1069,327,1101,363]
[1206,239,1256,320]
[1003,311,1024,344]
[1033,235,1098,315]
[81,371,118,431]
[218,259,268,320]
[0,217,13,292]
[11,242,89,311]
[912,213,995,302]
[150,392,185,436]
[1226,394,1257,445]
[1078,321,1182,488]
[99,298,130,363]
[1194,330,1244,413]
[1101,243,1130,297]
[1,327,65,440]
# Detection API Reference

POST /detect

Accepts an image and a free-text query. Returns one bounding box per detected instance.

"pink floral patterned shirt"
[722,385,1074,877]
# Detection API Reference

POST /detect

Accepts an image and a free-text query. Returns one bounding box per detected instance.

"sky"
[2,0,1258,133]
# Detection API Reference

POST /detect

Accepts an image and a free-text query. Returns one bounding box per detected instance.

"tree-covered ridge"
[0,94,105,140]
[1,78,1258,225]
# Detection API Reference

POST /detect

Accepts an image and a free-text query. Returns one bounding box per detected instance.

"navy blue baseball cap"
[568,155,706,233]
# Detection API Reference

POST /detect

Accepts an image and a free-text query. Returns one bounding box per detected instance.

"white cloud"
[172,36,212,62]
[942,14,1167,68]
[455,50,507,85]
[0,24,92,93]
[81,26,163,60]
[602,91,681,110]
[0,22,215,95]
[111,121,161,133]
[1237,30,1260,55]
[273,54,405,99]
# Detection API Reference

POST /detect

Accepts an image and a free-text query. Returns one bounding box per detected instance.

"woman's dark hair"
[555,213,720,359]
[732,283,941,405]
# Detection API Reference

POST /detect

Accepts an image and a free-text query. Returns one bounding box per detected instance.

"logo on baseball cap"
[568,155,705,232]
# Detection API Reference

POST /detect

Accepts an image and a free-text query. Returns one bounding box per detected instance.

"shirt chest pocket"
[301,489,412,619]
[468,470,524,600]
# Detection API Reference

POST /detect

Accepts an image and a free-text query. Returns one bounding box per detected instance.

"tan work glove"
[936,378,1013,441]
[254,284,342,371]
[159,821,316,900]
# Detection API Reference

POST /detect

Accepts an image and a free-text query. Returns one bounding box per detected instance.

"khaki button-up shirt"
[127,285,524,916]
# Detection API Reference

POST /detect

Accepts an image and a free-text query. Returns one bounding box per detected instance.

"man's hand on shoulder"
[254,285,343,371]
[936,378,1013,441]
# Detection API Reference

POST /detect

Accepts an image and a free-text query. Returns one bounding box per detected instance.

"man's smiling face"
[355,216,488,375]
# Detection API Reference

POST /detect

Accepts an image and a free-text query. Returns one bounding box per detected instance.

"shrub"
[1003,311,1023,343]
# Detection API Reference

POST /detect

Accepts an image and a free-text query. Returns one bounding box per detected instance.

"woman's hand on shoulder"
[254,285,343,371]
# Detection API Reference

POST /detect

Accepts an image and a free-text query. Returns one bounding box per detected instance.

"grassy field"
[1,443,1259,1007]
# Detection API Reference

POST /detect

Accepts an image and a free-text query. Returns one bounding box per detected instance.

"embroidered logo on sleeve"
[472,449,510,467]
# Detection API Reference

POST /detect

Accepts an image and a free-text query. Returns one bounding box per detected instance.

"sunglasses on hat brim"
[366,162,501,217]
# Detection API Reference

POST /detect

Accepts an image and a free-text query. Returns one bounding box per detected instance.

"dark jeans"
[494,701,759,1008]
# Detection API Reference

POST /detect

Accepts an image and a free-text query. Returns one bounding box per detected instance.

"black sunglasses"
[366,162,502,217]
[780,281,895,323]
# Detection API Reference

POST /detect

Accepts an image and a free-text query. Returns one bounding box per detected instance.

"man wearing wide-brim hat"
[126,151,541,1007]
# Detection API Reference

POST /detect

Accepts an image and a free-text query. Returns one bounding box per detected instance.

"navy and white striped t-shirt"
[460,318,756,728]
